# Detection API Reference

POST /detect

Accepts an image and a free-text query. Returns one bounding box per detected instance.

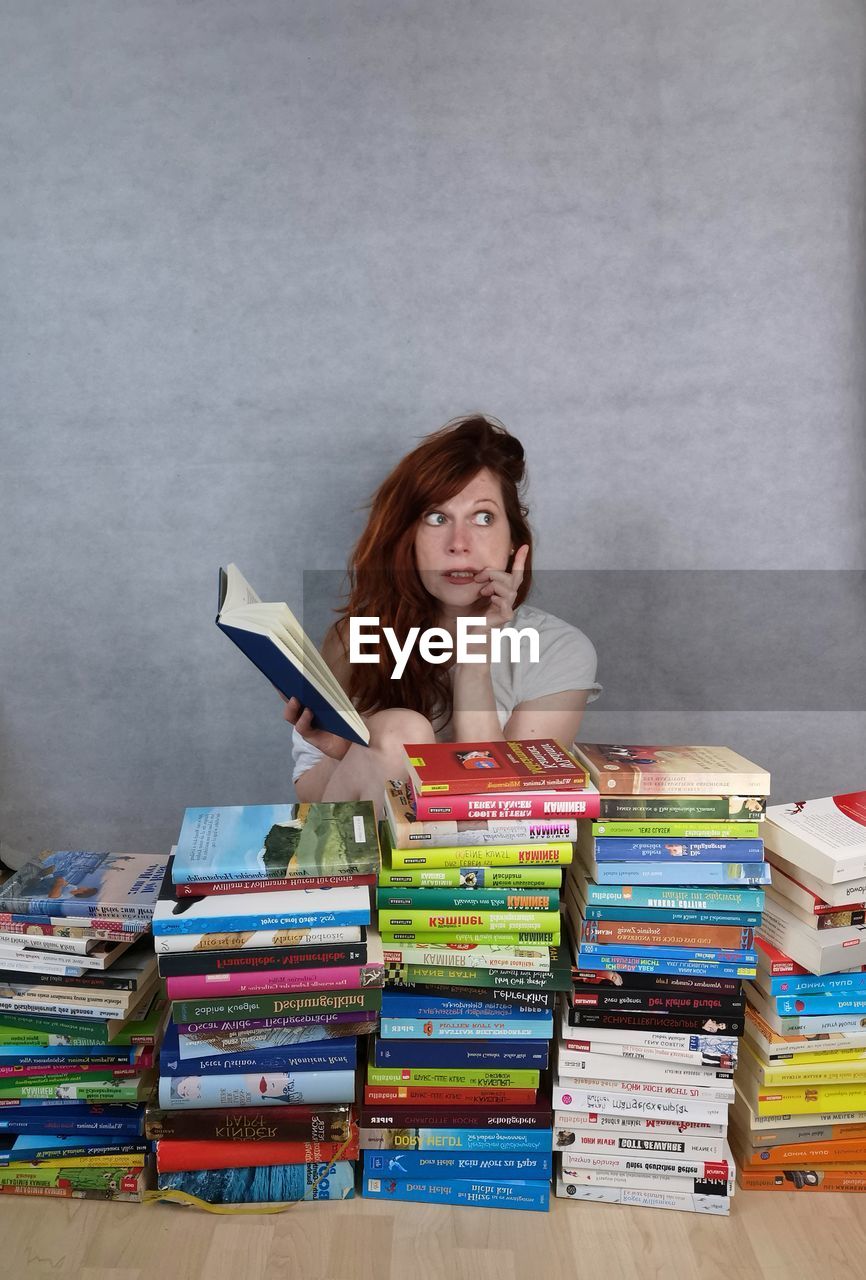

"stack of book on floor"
[144,802,384,1208]
[0,849,168,1201]
[732,791,866,1193]
[360,741,598,1212]
[554,744,772,1216]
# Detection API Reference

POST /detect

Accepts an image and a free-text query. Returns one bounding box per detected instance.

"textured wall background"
[2,1,864,859]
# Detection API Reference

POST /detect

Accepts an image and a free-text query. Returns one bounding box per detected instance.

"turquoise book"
[0,851,169,923]
[171,802,379,884]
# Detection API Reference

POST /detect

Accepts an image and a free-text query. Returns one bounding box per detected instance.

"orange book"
[739,1138,866,1166]
[738,1165,866,1191]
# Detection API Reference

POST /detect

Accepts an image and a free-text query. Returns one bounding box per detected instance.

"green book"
[388,842,573,869]
[170,987,383,1025]
[367,1065,539,1088]
[379,862,562,889]
[376,887,560,912]
[378,908,559,933]
[592,821,762,839]
[380,928,560,946]
[383,958,572,993]
[0,995,165,1046]
[0,1077,149,1102]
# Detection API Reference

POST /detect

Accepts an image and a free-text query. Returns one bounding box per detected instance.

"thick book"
[0,1136,148,1165]
[379,1016,553,1040]
[758,902,866,976]
[363,1086,538,1105]
[362,1174,549,1211]
[384,779,586,844]
[571,744,770,797]
[555,1177,729,1213]
[170,987,383,1025]
[591,837,764,862]
[175,1018,377,1057]
[379,908,558,934]
[404,739,588,796]
[736,1165,866,1192]
[144,1104,352,1143]
[153,923,363,954]
[406,781,598,822]
[151,880,372,935]
[599,795,766,821]
[359,1128,552,1153]
[381,990,554,1019]
[377,886,560,912]
[155,1159,355,1203]
[768,862,866,923]
[363,1150,553,1179]
[157,940,367,977]
[762,793,866,885]
[159,1024,357,1076]
[155,1135,358,1172]
[157,1068,356,1108]
[378,859,563,890]
[552,1080,729,1123]
[171,801,379,885]
[386,840,573,870]
[216,563,368,746]
[564,1007,745,1036]
[0,851,168,922]
[574,953,755,980]
[578,918,755,951]
[366,1065,539,1089]
[372,1038,550,1070]
[381,961,572,993]
[579,857,771,887]
[581,882,765,911]
[163,959,384,1000]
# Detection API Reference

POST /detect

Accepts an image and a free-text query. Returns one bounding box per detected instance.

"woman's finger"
[512,544,530,579]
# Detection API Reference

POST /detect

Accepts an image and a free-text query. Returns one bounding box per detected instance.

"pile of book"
[144,801,384,1207]
[554,744,772,1216]
[0,849,167,1201]
[731,791,866,1192]
[360,740,598,1212]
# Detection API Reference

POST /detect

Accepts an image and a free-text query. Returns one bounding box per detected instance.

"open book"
[216,564,370,747]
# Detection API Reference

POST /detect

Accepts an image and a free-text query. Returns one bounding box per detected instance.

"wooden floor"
[5,1190,866,1280]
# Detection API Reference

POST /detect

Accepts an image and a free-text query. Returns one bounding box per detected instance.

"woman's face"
[414,468,513,615]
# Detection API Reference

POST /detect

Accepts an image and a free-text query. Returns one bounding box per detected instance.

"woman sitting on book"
[285,415,600,806]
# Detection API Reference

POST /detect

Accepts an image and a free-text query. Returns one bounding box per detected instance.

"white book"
[765,851,866,908]
[555,1177,730,1214]
[745,984,866,1036]
[744,1010,866,1060]
[554,1124,726,1159]
[560,1018,738,1067]
[553,1079,731,1123]
[763,794,866,885]
[554,1109,726,1139]
[561,1144,735,1193]
[758,899,866,975]
[153,924,363,954]
[557,1045,735,1091]
[561,1148,728,1176]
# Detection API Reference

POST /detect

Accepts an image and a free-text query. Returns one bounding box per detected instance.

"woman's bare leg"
[319,708,437,809]
[293,756,340,803]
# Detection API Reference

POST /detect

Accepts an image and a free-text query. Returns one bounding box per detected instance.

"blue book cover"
[774,992,866,1016]
[581,905,761,927]
[767,971,866,996]
[582,884,765,911]
[575,954,755,980]
[578,941,758,965]
[379,1016,554,1041]
[380,993,552,1021]
[0,851,169,920]
[158,1158,355,1203]
[362,1173,549,1211]
[0,1134,148,1165]
[0,1105,143,1135]
[359,1127,552,1152]
[587,861,771,886]
[372,1038,549,1069]
[159,1023,357,1075]
[593,838,764,862]
[152,883,371,935]
[157,1068,356,1108]
[363,1150,553,1179]
[172,801,379,883]
[0,1044,137,1062]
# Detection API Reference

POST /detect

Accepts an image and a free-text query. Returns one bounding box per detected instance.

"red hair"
[330,415,533,722]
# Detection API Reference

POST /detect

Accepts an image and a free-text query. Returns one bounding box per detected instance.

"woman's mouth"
[441,570,479,585]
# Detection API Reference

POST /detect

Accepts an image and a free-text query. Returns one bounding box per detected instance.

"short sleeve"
[517,611,602,705]
[291,729,328,782]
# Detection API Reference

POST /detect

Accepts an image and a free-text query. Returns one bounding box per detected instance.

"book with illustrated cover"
[217,564,368,746]
[404,739,589,796]
[171,801,379,885]
[571,744,771,797]
[153,1159,355,1203]
[762,793,866,884]
[0,852,168,922]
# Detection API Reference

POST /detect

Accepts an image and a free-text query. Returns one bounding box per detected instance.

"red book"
[410,780,599,821]
[405,739,588,796]
[154,1135,358,1172]
[363,1086,538,1105]
[174,873,376,898]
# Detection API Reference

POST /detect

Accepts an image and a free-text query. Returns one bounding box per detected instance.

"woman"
[284,415,600,806]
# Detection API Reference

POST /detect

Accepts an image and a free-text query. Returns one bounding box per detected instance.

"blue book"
[583,884,766,910]
[362,1173,549,1211]
[359,1127,553,1152]
[171,801,379,884]
[380,993,552,1021]
[363,1150,553,1179]
[373,1038,549,1069]
[586,861,771,886]
[157,1068,356,1108]
[0,1044,138,1062]
[774,992,866,1016]
[767,971,866,996]
[575,953,755,980]
[581,905,761,927]
[593,838,764,862]
[158,1159,355,1203]
[0,1105,143,1135]
[159,1023,357,1075]
[0,1134,148,1165]
[379,1016,554,1040]
[151,883,371,935]
[578,941,758,965]
[0,851,168,922]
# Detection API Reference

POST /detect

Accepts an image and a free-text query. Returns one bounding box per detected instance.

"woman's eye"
[473,511,494,526]
[423,512,447,526]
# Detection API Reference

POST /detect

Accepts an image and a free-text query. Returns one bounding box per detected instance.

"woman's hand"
[473,544,529,630]
[282,696,353,761]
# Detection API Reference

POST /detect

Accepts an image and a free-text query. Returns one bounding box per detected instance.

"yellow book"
[4,1152,145,1170]
[754,1081,866,1117]
[387,842,573,869]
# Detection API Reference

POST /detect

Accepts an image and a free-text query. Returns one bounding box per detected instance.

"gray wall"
[2,1,864,861]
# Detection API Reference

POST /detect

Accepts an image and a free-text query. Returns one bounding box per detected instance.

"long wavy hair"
[329,415,533,722]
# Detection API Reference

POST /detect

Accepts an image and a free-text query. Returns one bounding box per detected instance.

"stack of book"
[553,744,772,1216]
[145,801,384,1207]
[360,740,598,1212]
[732,791,866,1193]
[0,850,168,1202]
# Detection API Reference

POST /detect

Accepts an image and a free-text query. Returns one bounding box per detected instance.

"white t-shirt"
[291,603,601,782]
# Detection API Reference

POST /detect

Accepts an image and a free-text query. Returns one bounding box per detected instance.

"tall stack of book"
[732,791,866,1193]
[553,744,772,1216]
[144,801,384,1208]
[0,850,168,1202]
[359,740,599,1212]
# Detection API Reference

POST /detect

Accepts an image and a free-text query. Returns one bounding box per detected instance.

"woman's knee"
[367,707,436,746]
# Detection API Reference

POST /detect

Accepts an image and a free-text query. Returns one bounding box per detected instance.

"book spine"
[174,1010,373,1036]
[737,1138,866,1165]
[593,822,762,839]
[156,1158,356,1202]
[560,1165,732,1196]
[170,989,383,1023]
[0,1141,148,1164]
[155,1136,358,1172]
[152,907,370,936]
[380,991,554,1017]
[389,844,573,869]
[363,1150,553,1178]
[580,921,754,949]
[376,888,560,911]
[555,1178,729,1212]
[156,943,367,976]
[573,970,742,995]
[0,1113,143,1136]
[379,1017,553,1040]
[367,1066,539,1089]
[587,767,770,797]
[552,1083,729,1123]
[0,1166,144,1192]
[358,1107,552,1129]
[414,793,596,820]
[159,1044,357,1076]
[557,1131,725,1160]
[593,839,764,862]
[555,1109,725,1137]
[774,993,866,1016]
[565,1009,745,1035]
[157,1069,357,1109]
[598,797,766,821]
[383,963,572,992]
[586,861,771,886]
[569,990,744,1015]
[373,1040,549,1070]
[381,928,559,946]
[361,1174,550,1210]
[378,909,558,933]
[362,1086,539,1105]
[358,1128,553,1152]
[144,1106,352,1142]
[737,1168,866,1191]
[575,955,755,980]
[379,866,563,889]
[583,886,765,911]
[577,941,757,965]
[581,905,760,927]
[768,971,866,996]
[164,963,384,1000]
[557,1050,734,1089]
[172,873,376,892]
[753,1084,866,1116]
[381,945,551,973]
[561,1036,735,1068]
[0,1080,146,1102]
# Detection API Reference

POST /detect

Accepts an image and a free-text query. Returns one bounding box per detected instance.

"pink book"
[164,963,384,1000]
[410,780,600,821]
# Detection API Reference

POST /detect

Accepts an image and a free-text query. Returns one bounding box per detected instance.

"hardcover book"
[384,779,584,847]
[404,739,588,796]
[0,852,169,921]
[571,744,771,797]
